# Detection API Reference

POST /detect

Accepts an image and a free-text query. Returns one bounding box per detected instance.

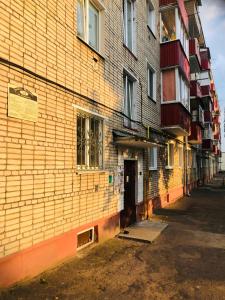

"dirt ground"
[1,174,225,300]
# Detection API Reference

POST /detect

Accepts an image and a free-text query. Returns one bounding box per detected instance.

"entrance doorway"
[120,160,136,228]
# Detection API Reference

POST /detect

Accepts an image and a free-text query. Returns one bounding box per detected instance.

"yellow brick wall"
[0,0,195,259]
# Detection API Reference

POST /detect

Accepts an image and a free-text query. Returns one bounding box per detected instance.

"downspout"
[184,136,190,196]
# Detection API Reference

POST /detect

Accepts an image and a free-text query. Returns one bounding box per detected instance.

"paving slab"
[118,220,168,243]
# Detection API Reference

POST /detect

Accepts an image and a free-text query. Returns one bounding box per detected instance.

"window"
[147,0,155,34]
[178,146,183,168]
[187,149,192,168]
[166,143,174,168]
[123,0,136,52]
[147,64,156,101]
[77,113,103,169]
[176,69,189,110]
[77,0,103,52]
[193,152,197,169]
[149,146,157,170]
[123,71,137,128]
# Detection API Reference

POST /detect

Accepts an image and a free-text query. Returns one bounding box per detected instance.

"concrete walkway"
[1,174,225,300]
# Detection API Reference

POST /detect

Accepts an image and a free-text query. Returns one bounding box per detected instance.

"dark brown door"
[120,160,136,228]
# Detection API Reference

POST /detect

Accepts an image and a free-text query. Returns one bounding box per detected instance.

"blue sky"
[199,0,225,151]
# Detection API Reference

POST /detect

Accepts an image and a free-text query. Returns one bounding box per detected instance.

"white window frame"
[123,69,137,129]
[147,63,157,102]
[175,68,190,111]
[178,145,183,168]
[147,0,156,35]
[187,149,192,169]
[193,151,197,169]
[175,8,189,58]
[149,146,157,170]
[123,0,136,53]
[166,142,175,169]
[76,110,104,170]
[76,0,105,53]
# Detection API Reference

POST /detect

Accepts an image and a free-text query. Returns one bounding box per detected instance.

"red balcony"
[189,39,201,72]
[160,40,190,82]
[204,111,212,123]
[161,103,191,136]
[202,139,213,151]
[190,80,202,98]
[214,132,221,140]
[200,49,211,70]
[213,145,219,155]
[201,85,211,97]
[159,0,188,31]
[210,82,215,93]
[213,115,220,124]
[188,123,202,144]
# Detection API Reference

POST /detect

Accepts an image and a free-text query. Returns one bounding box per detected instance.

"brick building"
[0,0,221,287]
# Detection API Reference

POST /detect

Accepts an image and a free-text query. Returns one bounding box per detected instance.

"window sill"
[123,44,138,60]
[76,169,107,175]
[77,36,105,60]
[165,166,174,170]
[149,168,157,171]
[147,25,157,40]
[148,95,157,103]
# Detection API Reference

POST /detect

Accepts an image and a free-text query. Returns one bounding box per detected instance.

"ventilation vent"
[77,227,94,250]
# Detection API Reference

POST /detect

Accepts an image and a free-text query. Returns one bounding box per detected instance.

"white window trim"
[76,109,104,171]
[147,62,157,102]
[147,0,156,35]
[175,68,190,111]
[166,141,175,169]
[76,0,105,54]
[123,68,137,129]
[149,146,158,170]
[178,145,183,168]
[123,0,137,54]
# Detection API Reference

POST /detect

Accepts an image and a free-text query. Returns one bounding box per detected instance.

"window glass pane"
[148,68,154,98]
[127,0,133,49]
[89,117,102,168]
[169,144,174,166]
[89,3,99,50]
[147,1,155,31]
[77,0,85,38]
[77,115,86,165]
[127,78,133,119]
[149,147,154,168]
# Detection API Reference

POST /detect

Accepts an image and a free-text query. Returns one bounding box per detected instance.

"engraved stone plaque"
[8,85,38,122]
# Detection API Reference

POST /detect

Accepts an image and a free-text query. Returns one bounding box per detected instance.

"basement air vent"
[77,227,94,250]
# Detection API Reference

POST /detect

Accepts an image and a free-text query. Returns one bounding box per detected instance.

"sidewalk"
[1,174,225,300]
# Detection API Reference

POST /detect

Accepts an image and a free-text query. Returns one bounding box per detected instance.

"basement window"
[77,227,94,250]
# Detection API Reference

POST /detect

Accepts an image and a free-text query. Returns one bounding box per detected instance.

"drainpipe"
[184,136,190,196]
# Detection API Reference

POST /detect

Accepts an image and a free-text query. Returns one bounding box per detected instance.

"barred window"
[77,113,103,169]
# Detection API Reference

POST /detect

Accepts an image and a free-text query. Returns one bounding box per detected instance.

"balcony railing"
[202,139,213,151]
[214,132,220,140]
[190,80,202,98]
[204,111,212,123]
[188,123,202,144]
[161,102,191,136]
[200,49,211,70]
[160,40,190,81]
[201,85,211,97]
[213,115,220,124]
